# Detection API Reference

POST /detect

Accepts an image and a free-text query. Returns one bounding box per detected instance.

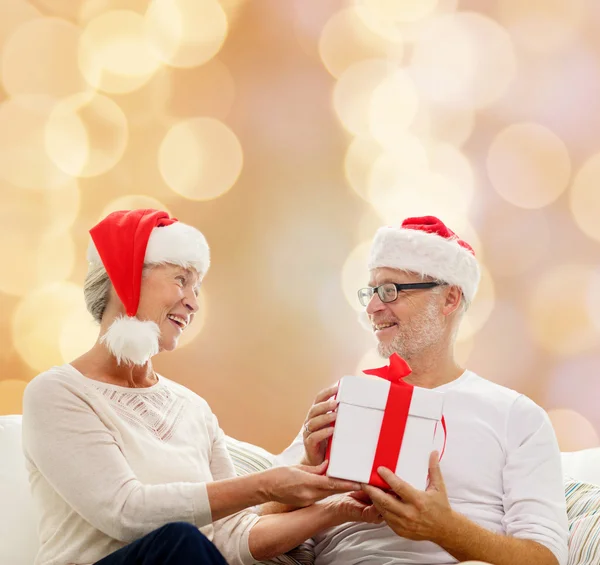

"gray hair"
[400,269,469,313]
[84,263,112,324]
[83,263,156,323]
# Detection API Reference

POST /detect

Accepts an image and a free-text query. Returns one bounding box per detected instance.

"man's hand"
[361,451,454,543]
[301,384,339,466]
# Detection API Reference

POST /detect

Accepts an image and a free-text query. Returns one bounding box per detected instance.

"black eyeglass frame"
[357,282,443,307]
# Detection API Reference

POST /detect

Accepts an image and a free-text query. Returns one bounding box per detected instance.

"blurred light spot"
[369,134,429,180]
[548,409,599,452]
[85,122,169,197]
[0,178,80,237]
[341,241,372,312]
[0,96,74,190]
[528,265,600,356]
[159,117,243,200]
[220,0,248,22]
[2,17,85,99]
[482,208,550,277]
[144,0,228,68]
[344,136,384,202]
[355,348,385,377]
[368,156,473,233]
[318,7,404,79]
[31,0,85,20]
[354,0,439,41]
[100,195,171,220]
[497,0,585,54]
[356,207,385,242]
[588,270,600,332]
[422,103,475,147]
[454,334,474,366]
[12,282,84,372]
[0,379,28,415]
[333,58,395,136]
[178,290,207,348]
[112,67,172,127]
[456,264,495,342]
[547,357,600,433]
[464,302,537,388]
[79,10,161,94]
[0,0,41,55]
[369,69,419,146]
[411,12,516,109]
[487,123,571,209]
[45,92,128,177]
[78,0,151,23]
[166,59,235,120]
[58,303,99,363]
[292,0,349,60]
[0,227,76,297]
[569,153,600,243]
[428,143,475,196]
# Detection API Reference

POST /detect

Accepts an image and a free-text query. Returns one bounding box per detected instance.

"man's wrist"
[432,509,469,548]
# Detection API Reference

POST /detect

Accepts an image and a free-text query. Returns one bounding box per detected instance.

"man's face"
[366,267,446,361]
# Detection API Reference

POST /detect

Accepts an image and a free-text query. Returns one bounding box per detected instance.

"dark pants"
[94,522,229,565]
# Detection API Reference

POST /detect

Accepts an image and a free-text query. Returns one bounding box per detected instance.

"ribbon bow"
[363,352,412,383]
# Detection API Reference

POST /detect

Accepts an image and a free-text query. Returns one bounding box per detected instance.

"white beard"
[377,298,445,361]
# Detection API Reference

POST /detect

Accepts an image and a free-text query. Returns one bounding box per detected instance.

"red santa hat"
[368,216,480,304]
[87,209,210,365]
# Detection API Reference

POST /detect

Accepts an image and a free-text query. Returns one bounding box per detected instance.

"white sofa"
[3,414,600,565]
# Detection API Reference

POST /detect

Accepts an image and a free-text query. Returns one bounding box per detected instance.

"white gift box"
[326,375,445,491]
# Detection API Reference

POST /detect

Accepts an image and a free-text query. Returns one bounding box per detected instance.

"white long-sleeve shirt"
[274,370,569,565]
[22,365,259,565]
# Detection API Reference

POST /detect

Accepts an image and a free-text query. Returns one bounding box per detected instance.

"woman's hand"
[320,491,383,527]
[301,384,339,466]
[264,461,360,507]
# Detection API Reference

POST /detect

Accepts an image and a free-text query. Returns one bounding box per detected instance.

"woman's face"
[136,264,201,352]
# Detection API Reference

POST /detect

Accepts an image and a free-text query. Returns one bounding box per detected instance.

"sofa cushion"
[565,478,600,565]
[562,449,600,486]
[0,415,40,565]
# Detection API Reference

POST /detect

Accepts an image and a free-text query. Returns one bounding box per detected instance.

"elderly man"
[273,216,568,565]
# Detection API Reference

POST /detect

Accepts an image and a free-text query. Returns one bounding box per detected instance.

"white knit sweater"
[22,365,259,565]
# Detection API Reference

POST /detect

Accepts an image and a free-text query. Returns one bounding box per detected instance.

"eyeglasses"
[357,282,442,307]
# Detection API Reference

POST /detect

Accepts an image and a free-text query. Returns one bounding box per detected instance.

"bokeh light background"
[1,0,600,454]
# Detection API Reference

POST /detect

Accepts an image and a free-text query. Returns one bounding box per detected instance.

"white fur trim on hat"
[145,221,210,275]
[368,226,481,304]
[100,316,160,365]
[87,220,210,275]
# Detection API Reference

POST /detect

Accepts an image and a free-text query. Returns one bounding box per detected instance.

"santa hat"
[368,216,480,304]
[87,209,210,365]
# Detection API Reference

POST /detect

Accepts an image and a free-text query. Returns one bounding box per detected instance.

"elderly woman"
[22,209,380,565]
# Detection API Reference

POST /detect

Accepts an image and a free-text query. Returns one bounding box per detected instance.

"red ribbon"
[363,353,414,489]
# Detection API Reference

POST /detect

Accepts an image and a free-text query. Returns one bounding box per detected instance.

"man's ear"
[442,285,463,316]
